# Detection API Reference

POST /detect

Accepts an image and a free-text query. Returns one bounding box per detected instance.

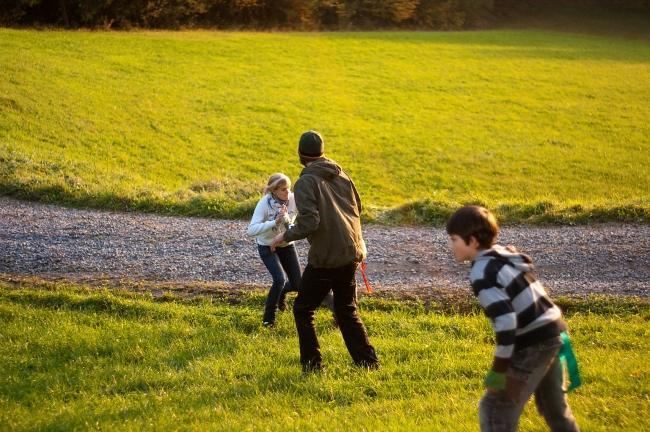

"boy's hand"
[485,370,525,403]
[484,370,506,392]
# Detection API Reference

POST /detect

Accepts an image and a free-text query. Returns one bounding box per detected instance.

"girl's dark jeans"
[258,243,302,324]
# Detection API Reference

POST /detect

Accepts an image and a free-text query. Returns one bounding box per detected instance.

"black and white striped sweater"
[470,245,567,371]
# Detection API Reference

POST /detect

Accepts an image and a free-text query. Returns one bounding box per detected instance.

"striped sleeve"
[473,281,517,359]
[471,260,517,370]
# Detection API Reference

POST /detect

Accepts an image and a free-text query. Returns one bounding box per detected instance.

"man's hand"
[270,233,285,251]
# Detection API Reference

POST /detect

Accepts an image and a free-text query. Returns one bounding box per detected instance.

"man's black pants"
[293,261,379,369]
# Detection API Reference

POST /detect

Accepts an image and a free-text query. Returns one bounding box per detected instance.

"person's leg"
[278,244,334,314]
[321,290,335,314]
[276,244,302,311]
[330,262,379,368]
[258,244,286,325]
[292,264,333,371]
[534,356,580,431]
[478,390,526,432]
[478,337,563,431]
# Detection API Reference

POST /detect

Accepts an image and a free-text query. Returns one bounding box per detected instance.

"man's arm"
[342,170,362,216]
[282,176,320,243]
[351,178,362,216]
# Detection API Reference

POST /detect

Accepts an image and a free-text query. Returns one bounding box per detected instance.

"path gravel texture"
[1,197,648,297]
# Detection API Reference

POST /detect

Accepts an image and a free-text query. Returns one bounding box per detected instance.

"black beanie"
[298,130,324,157]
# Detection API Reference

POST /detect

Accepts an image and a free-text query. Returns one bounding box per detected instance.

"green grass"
[1,282,648,431]
[1,28,649,224]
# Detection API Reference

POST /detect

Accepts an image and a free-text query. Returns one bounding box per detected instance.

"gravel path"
[1,197,648,297]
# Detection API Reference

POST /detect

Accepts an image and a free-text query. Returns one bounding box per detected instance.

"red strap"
[360,261,373,293]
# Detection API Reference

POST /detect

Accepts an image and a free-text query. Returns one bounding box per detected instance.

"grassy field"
[1,28,649,223]
[0,282,648,431]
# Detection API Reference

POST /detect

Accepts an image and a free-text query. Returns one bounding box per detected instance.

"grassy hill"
[1,28,649,223]
[0,281,648,430]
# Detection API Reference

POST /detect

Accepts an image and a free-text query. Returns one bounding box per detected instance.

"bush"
[0,0,510,29]
[1,1,648,30]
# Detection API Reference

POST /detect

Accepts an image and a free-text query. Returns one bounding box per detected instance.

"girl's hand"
[275,205,287,225]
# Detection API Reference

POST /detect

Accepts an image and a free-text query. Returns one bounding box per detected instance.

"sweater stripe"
[470,248,566,361]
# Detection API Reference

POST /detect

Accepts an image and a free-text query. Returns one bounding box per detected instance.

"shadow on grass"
[3,277,647,318]
[0,289,176,321]
[0,183,258,220]
[325,7,650,48]
[3,186,648,226]
[372,199,650,225]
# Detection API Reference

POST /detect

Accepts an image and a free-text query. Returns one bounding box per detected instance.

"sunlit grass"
[0,282,648,430]
[1,28,649,223]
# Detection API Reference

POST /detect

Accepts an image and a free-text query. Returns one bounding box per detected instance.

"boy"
[446,205,579,432]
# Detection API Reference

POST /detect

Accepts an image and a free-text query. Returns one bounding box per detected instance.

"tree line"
[1,0,648,29]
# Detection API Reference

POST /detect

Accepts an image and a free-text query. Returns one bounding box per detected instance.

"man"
[271,130,379,372]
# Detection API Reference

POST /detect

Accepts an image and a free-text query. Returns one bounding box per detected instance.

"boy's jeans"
[479,336,579,432]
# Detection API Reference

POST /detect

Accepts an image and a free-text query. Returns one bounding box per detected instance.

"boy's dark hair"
[446,206,499,249]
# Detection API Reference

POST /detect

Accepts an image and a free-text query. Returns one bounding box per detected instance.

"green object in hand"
[559,331,582,392]
[484,370,506,390]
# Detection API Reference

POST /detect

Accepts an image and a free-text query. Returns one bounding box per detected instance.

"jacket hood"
[301,158,341,180]
[475,244,534,273]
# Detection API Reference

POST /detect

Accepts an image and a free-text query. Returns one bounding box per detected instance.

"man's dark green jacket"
[283,157,366,268]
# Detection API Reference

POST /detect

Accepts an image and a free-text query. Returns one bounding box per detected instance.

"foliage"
[3,0,648,29]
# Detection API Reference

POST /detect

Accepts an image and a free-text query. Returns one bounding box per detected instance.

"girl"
[248,173,335,326]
